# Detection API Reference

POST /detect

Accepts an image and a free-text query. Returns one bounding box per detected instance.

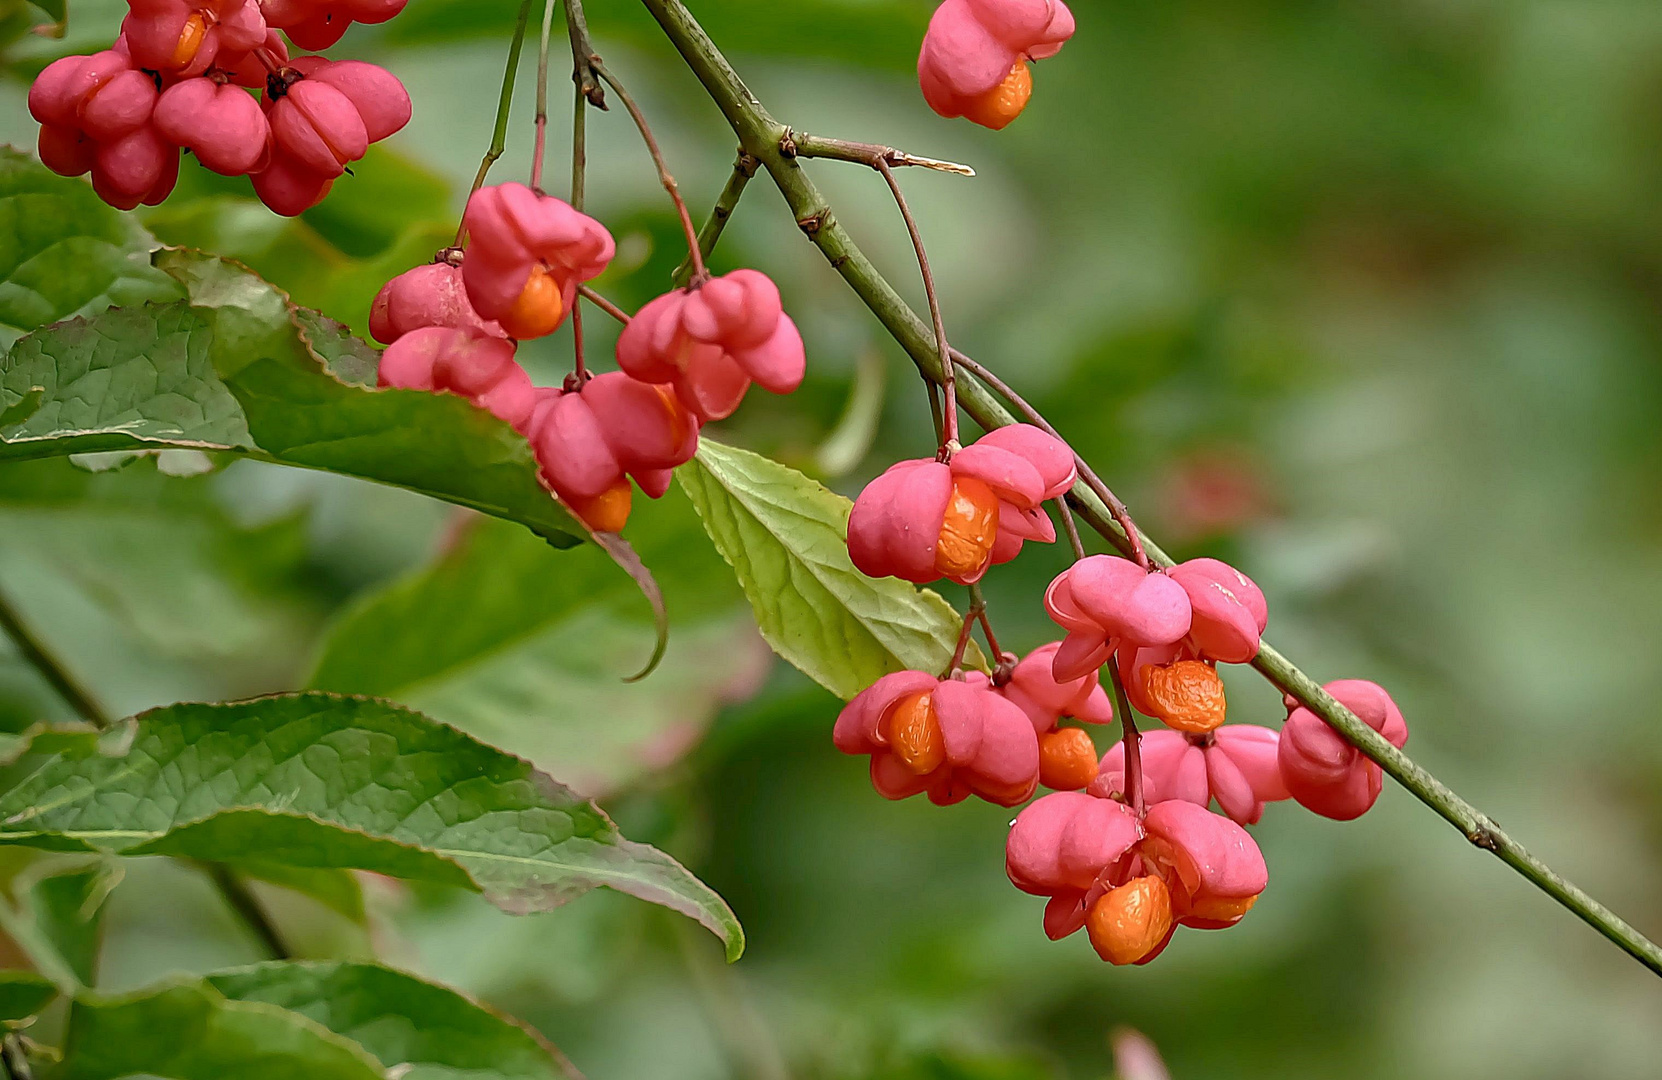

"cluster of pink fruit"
[836,423,1410,965]
[28,0,410,212]
[370,182,805,533]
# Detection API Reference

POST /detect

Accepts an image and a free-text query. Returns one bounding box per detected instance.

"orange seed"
[172,12,210,67]
[1141,660,1228,734]
[934,476,1000,581]
[1038,727,1099,791]
[1185,892,1258,924]
[884,692,945,775]
[570,479,631,534]
[499,265,566,340]
[1086,875,1175,965]
[961,62,1033,131]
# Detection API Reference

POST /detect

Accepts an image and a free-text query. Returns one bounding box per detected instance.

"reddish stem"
[1106,658,1144,817]
[592,61,707,285]
[577,284,630,325]
[874,158,957,454]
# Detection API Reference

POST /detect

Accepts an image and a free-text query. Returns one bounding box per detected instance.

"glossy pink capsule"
[834,671,1040,807]
[615,269,806,422]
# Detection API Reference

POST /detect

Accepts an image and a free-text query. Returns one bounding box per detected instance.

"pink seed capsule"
[155,77,270,176]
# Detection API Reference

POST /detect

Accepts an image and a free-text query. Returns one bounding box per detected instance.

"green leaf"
[679,439,979,700]
[59,977,385,1080]
[142,190,455,341]
[234,865,366,927]
[0,147,182,347]
[0,720,131,767]
[0,857,120,989]
[309,496,766,797]
[0,970,56,1022]
[208,960,579,1080]
[0,244,584,548]
[0,692,744,960]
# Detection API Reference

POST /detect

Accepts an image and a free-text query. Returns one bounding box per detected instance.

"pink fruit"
[833,670,1040,806]
[461,183,615,341]
[377,325,535,432]
[1093,725,1289,826]
[121,0,268,78]
[918,0,1074,129]
[523,372,700,534]
[154,76,269,176]
[1005,789,1266,962]
[262,0,409,51]
[615,269,806,421]
[847,423,1074,586]
[370,262,504,345]
[1278,679,1408,821]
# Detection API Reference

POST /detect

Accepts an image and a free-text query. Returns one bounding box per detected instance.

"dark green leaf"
[0,244,584,548]
[680,439,979,700]
[59,977,385,1080]
[208,960,579,1079]
[0,147,182,346]
[309,497,765,797]
[0,970,56,1022]
[0,692,744,959]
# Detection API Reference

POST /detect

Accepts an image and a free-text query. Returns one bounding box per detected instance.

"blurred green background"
[5,0,1662,1076]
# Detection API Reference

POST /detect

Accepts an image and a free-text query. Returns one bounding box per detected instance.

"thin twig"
[950,348,1149,570]
[568,55,590,380]
[783,130,976,177]
[673,150,758,288]
[874,158,956,451]
[530,0,559,191]
[201,862,292,961]
[0,588,109,729]
[455,0,534,245]
[1106,660,1144,817]
[564,0,605,108]
[639,0,1662,978]
[968,584,1009,680]
[945,594,984,677]
[1057,495,1086,561]
[591,60,708,284]
[577,284,630,325]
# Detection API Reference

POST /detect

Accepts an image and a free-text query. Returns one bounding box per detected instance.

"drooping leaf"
[59,977,385,1080]
[0,146,182,347]
[0,241,584,547]
[679,439,979,700]
[0,693,744,959]
[0,970,56,1022]
[208,960,580,1080]
[309,496,766,798]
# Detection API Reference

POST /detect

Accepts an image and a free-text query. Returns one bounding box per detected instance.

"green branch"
[636,0,1662,977]
[672,149,758,287]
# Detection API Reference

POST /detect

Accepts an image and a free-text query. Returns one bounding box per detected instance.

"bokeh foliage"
[2,0,1662,1077]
